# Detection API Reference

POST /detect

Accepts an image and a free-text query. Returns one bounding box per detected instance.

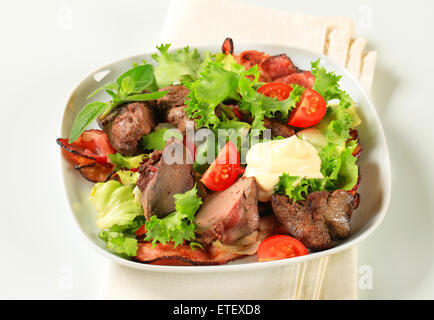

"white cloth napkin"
[101,0,376,300]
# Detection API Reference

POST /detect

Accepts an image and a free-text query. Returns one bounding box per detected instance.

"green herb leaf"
[116,64,158,93]
[69,101,109,143]
[111,91,168,107]
[87,82,118,99]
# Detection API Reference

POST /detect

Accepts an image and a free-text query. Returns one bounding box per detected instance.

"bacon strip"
[135,215,282,266]
[221,37,234,55]
[75,163,115,183]
[222,38,315,86]
[135,242,243,266]
[234,50,269,70]
[259,54,298,82]
[57,130,115,182]
[347,129,362,207]
[274,71,315,88]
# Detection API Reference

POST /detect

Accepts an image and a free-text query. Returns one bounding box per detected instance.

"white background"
[1,0,433,299]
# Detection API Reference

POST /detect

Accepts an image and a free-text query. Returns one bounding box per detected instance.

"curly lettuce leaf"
[274,173,320,201]
[311,59,353,109]
[144,185,202,248]
[185,62,239,128]
[185,57,304,131]
[151,44,210,88]
[91,180,143,229]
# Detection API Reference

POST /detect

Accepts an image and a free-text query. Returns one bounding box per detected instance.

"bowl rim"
[60,43,392,273]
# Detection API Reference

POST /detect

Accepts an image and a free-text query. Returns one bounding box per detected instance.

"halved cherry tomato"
[257,82,292,101]
[257,235,308,262]
[200,141,242,191]
[288,88,326,128]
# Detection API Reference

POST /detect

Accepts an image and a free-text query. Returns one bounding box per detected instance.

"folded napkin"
[101,0,376,300]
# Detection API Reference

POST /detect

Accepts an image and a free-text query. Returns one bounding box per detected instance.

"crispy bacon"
[135,242,243,265]
[349,129,363,159]
[221,37,234,55]
[259,54,298,82]
[224,38,314,86]
[274,71,315,88]
[235,50,269,70]
[135,216,281,266]
[76,163,115,183]
[346,129,362,207]
[57,130,115,182]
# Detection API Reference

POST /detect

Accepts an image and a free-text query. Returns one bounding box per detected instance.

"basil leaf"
[112,91,168,106]
[116,64,157,93]
[120,76,134,96]
[87,82,118,99]
[69,101,109,143]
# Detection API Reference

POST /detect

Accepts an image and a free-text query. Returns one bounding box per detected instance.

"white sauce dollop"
[244,135,323,202]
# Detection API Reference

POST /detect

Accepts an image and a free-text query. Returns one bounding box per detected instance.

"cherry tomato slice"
[288,88,327,128]
[257,82,292,101]
[257,235,308,262]
[200,141,241,191]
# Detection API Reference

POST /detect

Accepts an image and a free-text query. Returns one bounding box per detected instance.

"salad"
[57,38,362,265]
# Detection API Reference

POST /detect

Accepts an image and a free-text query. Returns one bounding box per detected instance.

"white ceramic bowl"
[60,44,391,273]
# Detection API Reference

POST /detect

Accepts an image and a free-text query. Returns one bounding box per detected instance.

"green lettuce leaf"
[144,185,202,248]
[311,59,353,109]
[98,231,138,256]
[108,153,148,170]
[308,60,362,191]
[140,127,183,151]
[185,57,304,131]
[185,62,239,128]
[107,216,146,233]
[117,170,140,187]
[274,173,320,201]
[151,44,210,88]
[315,104,361,191]
[91,180,143,229]
[337,140,359,190]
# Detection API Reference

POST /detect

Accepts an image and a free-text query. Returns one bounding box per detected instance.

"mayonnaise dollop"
[244,135,323,201]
